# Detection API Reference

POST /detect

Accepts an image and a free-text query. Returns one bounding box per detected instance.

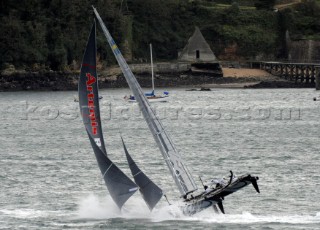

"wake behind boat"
[93,6,260,216]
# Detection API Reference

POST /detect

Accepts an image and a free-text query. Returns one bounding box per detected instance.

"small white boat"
[125,92,169,103]
[313,97,320,101]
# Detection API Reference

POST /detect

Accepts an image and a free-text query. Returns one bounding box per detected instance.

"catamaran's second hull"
[182,199,218,216]
[181,174,259,216]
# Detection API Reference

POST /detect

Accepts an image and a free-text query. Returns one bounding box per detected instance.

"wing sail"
[78,21,138,209]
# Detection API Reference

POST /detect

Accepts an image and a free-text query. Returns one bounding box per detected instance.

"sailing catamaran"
[125,44,169,103]
[92,6,260,216]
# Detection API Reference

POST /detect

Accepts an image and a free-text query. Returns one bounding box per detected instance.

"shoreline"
[0,68,314,92]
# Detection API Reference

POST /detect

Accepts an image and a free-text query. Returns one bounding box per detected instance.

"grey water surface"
[0,88,319,229]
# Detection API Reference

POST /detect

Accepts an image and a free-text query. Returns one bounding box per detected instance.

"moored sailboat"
[125,44,169,103]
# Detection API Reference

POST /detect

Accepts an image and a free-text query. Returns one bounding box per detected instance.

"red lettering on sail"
[86,72,98,135]
[88,100,94,108]
[90,113,96,120]
[86,73,96,86]
[92,127,97,135]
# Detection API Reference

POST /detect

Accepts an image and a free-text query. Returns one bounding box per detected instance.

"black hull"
[181,174,259,216]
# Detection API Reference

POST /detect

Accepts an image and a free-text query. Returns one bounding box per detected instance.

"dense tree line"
[0,0,319,71]
[254,0,276,9]
[0,0,119,70]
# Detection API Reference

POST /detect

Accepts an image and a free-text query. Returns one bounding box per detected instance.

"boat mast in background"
[124,43,169,103]
[150,43,155,94]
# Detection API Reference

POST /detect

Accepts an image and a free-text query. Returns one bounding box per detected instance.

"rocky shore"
[0,67,313,92]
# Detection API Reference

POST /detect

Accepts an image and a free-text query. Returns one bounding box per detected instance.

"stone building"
[178,27,217,63]
[178,27,222,77]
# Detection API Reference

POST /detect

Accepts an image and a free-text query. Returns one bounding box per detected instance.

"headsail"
[78,20,138,209]
[121,137,163,210]
[93,7,198,196]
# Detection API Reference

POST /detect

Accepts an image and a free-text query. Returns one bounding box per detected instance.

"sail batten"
[78,20,137,209]
[93,7,198,196]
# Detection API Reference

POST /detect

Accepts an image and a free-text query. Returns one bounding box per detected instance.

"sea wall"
[0,70,221,92]
[130,62,197,74]
[0,62,225,91]
[0,71,77,91]
[316,67,320,90]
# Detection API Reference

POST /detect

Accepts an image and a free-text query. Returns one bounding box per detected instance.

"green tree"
[254,0,275,10]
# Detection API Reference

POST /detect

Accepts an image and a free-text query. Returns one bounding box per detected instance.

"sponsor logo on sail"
[94,138,102,147]
[86,72,98,135]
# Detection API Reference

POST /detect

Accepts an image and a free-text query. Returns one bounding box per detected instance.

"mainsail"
[121,137,163,210]
[93,7,198,196]
[78,20,138,209]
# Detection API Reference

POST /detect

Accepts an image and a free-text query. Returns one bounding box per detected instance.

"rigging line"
[133,171,142,177]
[226,170,234,188]
[102,163,114,178]
[163,194,172,206]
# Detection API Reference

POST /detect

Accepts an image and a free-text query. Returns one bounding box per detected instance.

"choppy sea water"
[0,88,320,229]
